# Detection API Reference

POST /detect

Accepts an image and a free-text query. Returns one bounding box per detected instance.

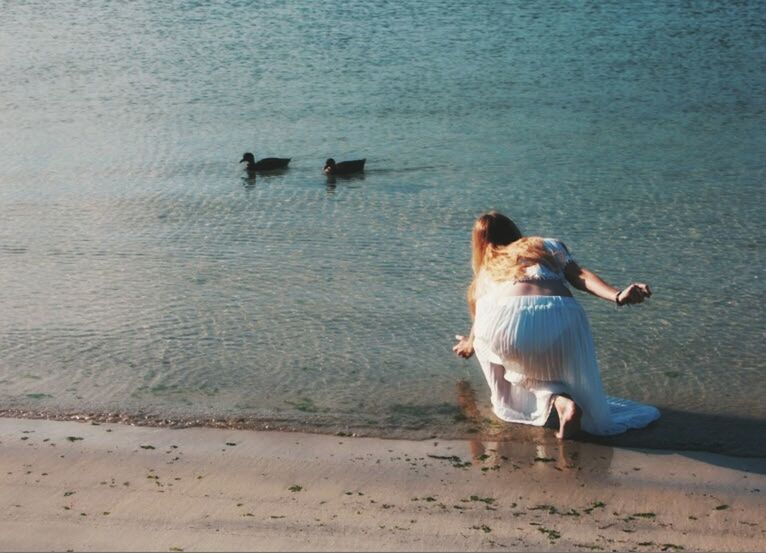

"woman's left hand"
[453,334,475,359]
[617,283,652,305]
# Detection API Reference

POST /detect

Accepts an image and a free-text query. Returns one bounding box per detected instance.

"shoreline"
[2,402,765,458]
[1,416,764,552]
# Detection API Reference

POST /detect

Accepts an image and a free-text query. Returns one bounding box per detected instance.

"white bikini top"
[475,238,575,299]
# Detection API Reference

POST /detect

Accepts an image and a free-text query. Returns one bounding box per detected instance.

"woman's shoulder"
[541,238,575,266]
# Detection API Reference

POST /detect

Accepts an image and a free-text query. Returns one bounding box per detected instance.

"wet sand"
[1,417,764,552]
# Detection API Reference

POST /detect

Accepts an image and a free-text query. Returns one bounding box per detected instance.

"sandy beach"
[1,417,763,552]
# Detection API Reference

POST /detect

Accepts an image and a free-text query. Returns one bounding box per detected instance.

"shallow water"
[1,1,764,454]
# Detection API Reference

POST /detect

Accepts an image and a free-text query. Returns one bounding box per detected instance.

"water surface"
[1,1,764,454]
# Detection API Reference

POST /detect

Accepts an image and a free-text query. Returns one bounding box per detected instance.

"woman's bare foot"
[553,395,582,440]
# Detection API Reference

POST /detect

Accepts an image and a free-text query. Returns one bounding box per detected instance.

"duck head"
[240,152,256,165]
[323,158,336,175]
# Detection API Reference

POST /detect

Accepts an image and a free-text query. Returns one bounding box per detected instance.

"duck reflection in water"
[242,172,256,188]
[325,172,366,188]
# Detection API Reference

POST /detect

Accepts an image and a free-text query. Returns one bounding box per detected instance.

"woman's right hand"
[617,283,652,305]
[453,334,475,359]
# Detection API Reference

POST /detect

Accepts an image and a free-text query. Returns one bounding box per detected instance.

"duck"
[240,152,291,172]
[323,158,366,176]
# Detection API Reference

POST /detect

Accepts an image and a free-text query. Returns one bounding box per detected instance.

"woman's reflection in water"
[455,379,614,479]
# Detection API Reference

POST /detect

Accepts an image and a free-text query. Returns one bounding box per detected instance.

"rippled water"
[1,1,764,454]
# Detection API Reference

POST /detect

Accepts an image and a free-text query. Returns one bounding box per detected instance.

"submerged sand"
[1,417,764,552]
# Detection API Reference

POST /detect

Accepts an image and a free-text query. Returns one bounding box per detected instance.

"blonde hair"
[467,212,553,316]
[483,236,555,282]
[467,212,520,316]
[470,211,522,275]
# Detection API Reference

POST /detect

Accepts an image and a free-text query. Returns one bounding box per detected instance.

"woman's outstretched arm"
[564,261,651,305]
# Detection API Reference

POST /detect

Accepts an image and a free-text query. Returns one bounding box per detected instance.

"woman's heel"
[553,395,582,439]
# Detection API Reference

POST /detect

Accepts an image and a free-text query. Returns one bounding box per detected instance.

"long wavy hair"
[484,237,555,281]
[470,211,522,276]
[467,212,554,316]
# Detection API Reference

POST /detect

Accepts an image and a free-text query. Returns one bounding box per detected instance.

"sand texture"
[1,418,764,551]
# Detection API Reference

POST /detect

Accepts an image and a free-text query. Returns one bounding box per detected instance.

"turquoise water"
[1,1,764,453]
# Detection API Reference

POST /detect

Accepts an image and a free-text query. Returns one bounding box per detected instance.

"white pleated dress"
[472,239,659,436]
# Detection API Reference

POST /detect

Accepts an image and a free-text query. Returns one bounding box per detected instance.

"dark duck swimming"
[323,158,366,176]
[240,152,291,172]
